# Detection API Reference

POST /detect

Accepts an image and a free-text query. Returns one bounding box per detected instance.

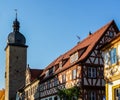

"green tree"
[57,86,80,100]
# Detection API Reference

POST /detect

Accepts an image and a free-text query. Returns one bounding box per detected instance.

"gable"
[85,20,119,63]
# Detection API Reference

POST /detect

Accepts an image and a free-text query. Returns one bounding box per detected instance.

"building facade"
[102,33,120,100]
[38,20,119,100]
[5,16,28,100]
[18,20,120,100]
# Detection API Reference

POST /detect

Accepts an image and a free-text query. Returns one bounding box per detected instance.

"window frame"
[110,48,117,64]
[62,74,66,83]
[72,69,77,80]
[88,67,97,78]
[70,52,78,63]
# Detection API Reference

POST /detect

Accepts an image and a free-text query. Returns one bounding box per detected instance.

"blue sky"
[0,0,120,89]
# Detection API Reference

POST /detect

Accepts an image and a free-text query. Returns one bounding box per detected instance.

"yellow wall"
[0,89,5,100]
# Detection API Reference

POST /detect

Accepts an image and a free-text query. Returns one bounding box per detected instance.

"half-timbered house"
[39,20,119,100]
[18,20,120,100]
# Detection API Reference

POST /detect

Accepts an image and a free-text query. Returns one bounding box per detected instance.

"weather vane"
[14,9,18,19]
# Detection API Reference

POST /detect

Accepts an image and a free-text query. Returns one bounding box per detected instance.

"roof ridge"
[77,20,114,45]
[41,20,115,78]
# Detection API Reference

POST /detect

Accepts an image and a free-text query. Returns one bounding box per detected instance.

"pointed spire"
[13,9,20,32]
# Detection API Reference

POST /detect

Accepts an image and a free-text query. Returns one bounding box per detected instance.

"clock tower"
[5,15,28,100]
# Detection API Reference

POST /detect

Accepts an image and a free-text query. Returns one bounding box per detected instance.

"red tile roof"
[30,69,43,82]
[40,20,118,78]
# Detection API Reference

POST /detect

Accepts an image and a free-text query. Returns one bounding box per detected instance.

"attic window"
[45,70,49,77]
[59,61,62,68]
[49,68,53,75]
[49,67,54,75]
[70,52,78,63]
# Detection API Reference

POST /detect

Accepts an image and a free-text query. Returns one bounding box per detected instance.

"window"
[54,78,58,86]
[47,81,50,89]
[110,48,117,64]
[88,91,96,100]
[49,67,54,75]
[115,88,120,100]
[45,70,49,77]
[59,61,62,68]
[62,74,66,83]
[118,45,120,61]
[70,52,78,63]
[25,91,28,98]
[104,52,110,65]
[54,96,58,100]
[72,69,77,79]
[49,98,52,100]
[88,67,96,78]
[40,84,44,91]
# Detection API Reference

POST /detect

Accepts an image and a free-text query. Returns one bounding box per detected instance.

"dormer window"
[49,68,53,75]
[46,67,55,77]
[59,61,62,68]
[70,52,78,63]
[49,67,54,75]
[45,70,49,77]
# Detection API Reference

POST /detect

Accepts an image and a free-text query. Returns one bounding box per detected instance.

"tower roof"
[7,14,26,46]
